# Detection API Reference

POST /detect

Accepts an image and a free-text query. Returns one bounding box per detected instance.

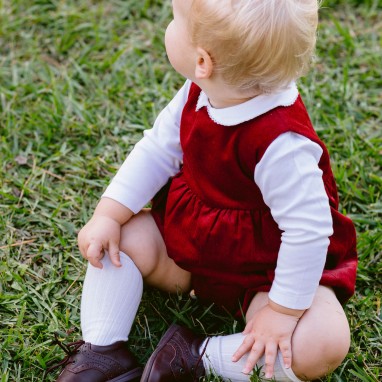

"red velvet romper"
[152,83,358,315]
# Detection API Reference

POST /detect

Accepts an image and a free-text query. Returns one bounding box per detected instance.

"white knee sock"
[80,252,143,346]
[201,333,302,382]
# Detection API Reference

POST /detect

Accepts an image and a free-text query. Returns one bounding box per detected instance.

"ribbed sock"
[201,333,302,382]
[80,251,143,346]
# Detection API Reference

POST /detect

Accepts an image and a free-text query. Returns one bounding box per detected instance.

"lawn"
[0,0,381,381]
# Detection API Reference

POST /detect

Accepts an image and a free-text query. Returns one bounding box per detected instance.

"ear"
[195,47,213,79]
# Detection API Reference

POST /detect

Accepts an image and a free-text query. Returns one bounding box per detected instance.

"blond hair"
[190,0,319,94]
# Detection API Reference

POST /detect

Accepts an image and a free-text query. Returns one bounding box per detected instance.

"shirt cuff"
[268,286,316,310]
[102,183,147,214]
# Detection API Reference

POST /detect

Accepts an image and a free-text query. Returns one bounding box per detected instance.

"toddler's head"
[189,0,319,94]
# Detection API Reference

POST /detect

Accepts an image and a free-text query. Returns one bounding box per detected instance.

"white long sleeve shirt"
[103,80,333,310]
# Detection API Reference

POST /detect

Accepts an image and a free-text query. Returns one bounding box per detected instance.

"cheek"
[165,22,176,61]
[164,22,192,78]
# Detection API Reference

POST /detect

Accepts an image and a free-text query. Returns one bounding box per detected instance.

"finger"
[264,342,278,379]
[279,338,293,369]
[108,242,121,267]
[243,320,254,335]
[87,242,104,269]
[77,236,87,259]
[77,230,87,257]
[242,341,265,374]
[232,333,255,362]
[78,242,87,259]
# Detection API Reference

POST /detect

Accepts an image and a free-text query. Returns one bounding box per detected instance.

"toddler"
[49,1,357,381]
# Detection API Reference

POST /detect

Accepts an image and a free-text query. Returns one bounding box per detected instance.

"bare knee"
[119,210,191,292]
[293,326,350,380]
[119,211,165,277]
[291,288,351,380]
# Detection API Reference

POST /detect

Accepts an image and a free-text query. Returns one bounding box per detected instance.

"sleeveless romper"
[151,83,357,315]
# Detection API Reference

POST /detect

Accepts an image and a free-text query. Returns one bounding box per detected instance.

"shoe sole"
[109,367,143,382]
[140,324,181,382]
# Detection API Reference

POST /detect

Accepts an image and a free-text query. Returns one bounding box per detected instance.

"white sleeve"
[102,80,192,213]
[254,132,333,309]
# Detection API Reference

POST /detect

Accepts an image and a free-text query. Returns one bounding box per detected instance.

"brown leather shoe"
[140,324,208,382]
[44,336,142,381]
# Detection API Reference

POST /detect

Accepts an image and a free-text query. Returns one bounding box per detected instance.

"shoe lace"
[181,337,210,382]
[42,332,85,381]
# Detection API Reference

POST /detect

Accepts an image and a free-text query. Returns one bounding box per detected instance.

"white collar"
[195,82,299,126]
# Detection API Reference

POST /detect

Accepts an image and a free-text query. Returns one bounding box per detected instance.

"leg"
[81,252,143,345]
[53,210,189,381]
[200,286,349,382]
[246,286,351,381]
[82,208,191,345]
[55,251,143,381]
[119,208,191,293]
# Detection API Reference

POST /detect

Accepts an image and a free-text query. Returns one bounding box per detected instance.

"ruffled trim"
[195,82,299,126]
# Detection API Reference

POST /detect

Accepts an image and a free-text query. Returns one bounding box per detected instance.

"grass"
[0,0,381,380]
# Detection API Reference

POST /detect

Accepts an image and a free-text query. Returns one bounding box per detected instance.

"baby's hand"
[232,302,304,379]
[78,215,122,269]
